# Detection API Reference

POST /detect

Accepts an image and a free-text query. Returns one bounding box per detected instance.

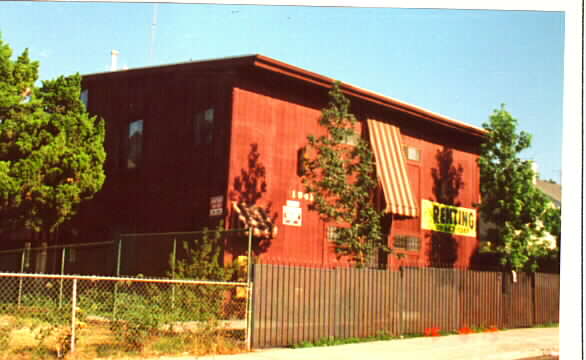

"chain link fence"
[0,227,255,358]
[0,229,253,279]
[0,272,251,359]
[0,241,116,275]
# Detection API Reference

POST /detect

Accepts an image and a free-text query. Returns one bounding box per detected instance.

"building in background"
[66,54,485,273]
[535,179,561,209]
[535,177,562,251]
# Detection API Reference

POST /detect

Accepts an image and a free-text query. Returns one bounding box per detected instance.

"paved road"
[148,327,559,360]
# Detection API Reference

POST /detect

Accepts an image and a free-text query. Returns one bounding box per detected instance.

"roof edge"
[82,53,486,138]
[251,54,487,138]
[82,54,259,79]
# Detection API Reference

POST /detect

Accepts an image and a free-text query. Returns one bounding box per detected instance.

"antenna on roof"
[149,3,159,65]
[111,49,119,71]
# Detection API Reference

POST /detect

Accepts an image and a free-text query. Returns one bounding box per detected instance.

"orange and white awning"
[367,119,418,217]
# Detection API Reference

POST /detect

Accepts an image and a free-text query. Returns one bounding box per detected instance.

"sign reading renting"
[421,199,476,237]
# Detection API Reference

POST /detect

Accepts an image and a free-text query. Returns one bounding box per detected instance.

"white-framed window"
[194,108,214,145]
[20,87,32,104]
[127,120,143,169]
[403,145,421,162]
[341,132,360,146]
[326,226,341,243]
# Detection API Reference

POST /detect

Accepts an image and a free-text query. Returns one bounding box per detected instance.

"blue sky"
[0,2,565,182]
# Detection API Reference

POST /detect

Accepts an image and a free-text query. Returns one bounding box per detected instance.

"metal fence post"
[17,249,26,306]
[59,247,66,308]
[245,227,253,351]
[247,228,253,284]
[171,237,176,309]
[113,237,122,316]
[70,278,77,354]
[116,237,122,277]
[246,281,254,351]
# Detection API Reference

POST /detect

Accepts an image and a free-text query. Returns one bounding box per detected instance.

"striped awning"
[367,119,418,217]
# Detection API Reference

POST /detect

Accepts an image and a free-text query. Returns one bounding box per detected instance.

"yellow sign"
[421,200,476,237]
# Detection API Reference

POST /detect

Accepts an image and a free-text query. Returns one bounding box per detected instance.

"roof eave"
[252,54,487,139]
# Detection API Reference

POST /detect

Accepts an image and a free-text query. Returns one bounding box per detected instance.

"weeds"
[532,322,559,328]
[292,331,396,348]
[109,291,170,352]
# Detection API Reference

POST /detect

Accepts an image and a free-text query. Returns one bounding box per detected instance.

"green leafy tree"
[169,224,236,320]
[478,105,553,272]
[543,206,561,248]
[303,81,385,267]
[0,36,105,234]
[171,226,234,282]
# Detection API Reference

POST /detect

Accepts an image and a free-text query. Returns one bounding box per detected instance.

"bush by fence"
[251,264,560,348]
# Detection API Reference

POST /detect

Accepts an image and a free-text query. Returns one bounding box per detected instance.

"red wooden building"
[75,54,486,270]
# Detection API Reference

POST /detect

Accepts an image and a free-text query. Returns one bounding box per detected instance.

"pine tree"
[478,105,553,272]
[303,82,385,267]
[0,35,106,234]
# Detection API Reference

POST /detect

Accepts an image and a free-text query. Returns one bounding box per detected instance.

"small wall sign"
[209,195,224,217]
[283,203,302,227]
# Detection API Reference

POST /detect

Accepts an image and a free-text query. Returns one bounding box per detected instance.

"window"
[23,242,31,269]
[20,87,32,104]
[67,248,77,263]
[341,132,360,146]
[127,120,143,169]
[403,146,421,161]
[194,108,214,145]
[326,226,340,243]
[80,89,89,108]
[394,235,421,251]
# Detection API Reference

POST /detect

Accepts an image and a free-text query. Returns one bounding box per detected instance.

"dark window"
[23,242,31,269]
[127,120,143,169]
[194,108,214,145]
[80,89,89,108]
[394,235,421,251]
[67,248,77,263]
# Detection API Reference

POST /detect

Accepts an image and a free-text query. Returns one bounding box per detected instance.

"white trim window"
[127,120,144,169]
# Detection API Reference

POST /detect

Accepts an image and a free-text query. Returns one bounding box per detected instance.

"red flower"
[483,326,499,333]
[425,327,441,337]
[458,326,474,335]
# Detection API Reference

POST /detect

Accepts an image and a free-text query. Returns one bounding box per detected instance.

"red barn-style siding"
[392,131,481,268]
[228,86,328,265]
[67,54,486,273]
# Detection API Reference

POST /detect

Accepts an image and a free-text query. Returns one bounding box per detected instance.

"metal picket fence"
[251,263,560,348]
[0,272,251,358]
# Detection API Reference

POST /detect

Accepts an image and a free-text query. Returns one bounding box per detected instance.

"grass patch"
[292,331,398,348]
[0,313,247,359]
[532,322,559,328]
[290,325,529,349]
